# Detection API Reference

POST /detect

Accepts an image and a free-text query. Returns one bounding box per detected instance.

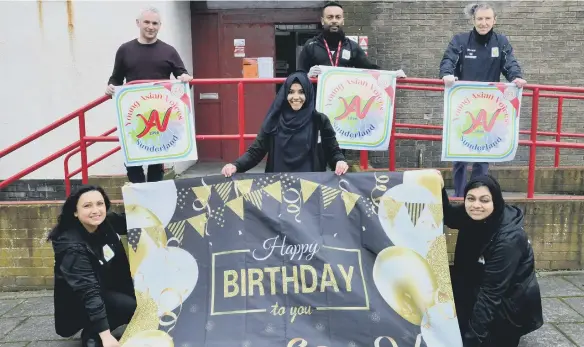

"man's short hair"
[322,1,343,14]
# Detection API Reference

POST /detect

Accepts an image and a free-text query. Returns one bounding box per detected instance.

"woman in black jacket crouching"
[48,185,136,347]
[439,173,543,347]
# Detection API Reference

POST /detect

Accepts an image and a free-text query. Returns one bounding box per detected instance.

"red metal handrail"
[2,77,584,200]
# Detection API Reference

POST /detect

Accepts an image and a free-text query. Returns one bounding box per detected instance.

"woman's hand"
[99,330,120,347]
[221,164,237,177]
[433,169,444,188]
[335,161,349,175]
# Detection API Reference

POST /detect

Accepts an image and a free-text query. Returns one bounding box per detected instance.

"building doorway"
[274,23,320,93]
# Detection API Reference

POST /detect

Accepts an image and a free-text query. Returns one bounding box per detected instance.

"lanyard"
[323,40,342,67]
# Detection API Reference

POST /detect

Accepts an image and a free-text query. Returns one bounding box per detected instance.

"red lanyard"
[323,40,342,67]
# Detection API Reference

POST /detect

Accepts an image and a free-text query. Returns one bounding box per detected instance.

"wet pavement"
[0,273,582,346]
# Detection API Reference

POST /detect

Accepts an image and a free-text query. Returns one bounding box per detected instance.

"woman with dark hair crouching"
[438,173,543,347]
[48,185,136,347]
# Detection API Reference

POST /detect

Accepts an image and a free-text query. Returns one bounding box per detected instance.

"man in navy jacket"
[439,3,526,197]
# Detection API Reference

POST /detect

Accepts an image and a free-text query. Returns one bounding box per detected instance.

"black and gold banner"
[120,170,462,347]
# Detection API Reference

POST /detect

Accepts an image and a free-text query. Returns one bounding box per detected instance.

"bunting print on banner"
[127,228,142,252]
[120,171,462,347]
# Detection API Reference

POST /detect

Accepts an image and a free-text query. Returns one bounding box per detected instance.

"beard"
[323,24,344,37]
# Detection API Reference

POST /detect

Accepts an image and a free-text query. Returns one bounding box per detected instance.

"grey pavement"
[0,273,583,346]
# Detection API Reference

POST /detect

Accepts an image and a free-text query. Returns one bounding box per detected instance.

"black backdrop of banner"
[120,171,461,347]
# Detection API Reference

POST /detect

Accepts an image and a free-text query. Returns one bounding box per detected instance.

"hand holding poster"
[120,171,462,347]
[442,82,522,162]
[315,66,396,151]
[114,80,198,166]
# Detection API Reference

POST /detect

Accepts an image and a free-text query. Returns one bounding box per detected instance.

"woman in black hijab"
[221,71,348,176]
[439,173,543,347]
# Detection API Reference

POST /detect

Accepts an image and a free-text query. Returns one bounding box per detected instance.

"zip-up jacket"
[52,213,134,338]
[439,29,523,83]
[298,33,380,72]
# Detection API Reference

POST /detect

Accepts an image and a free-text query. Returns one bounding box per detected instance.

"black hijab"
[261,71,316,172]
[463,174,505,229]
[455,175,507,274]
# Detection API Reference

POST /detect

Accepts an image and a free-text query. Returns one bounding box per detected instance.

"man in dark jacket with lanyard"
[439,3,526,198]
[298,1,405,78]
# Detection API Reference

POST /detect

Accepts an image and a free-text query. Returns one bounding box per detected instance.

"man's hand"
[105,84,116,96]
[442,75,457,87]
[335,161,349,175]
[396,69,407,78]
[512,78,527,88]
[308,66,322,78]
[178,74,193,83]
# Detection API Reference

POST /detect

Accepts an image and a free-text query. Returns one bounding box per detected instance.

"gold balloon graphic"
[373,246,438,325]
[287,338,308,347]
[122,329,174,347]
[124,204,168,277]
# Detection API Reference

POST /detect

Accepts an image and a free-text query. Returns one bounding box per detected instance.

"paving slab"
[563,297,584,317]
[0,301,23,318]
[538,276,584,297]
[3,297,53,318]
[0,342,29,347]
[1,316,66,342]
[0,318,26,341]
[557,323,584,346]
[519,323,578,346]
[542,298,584,323]
[0,274,582,346]
[565,275,584,290]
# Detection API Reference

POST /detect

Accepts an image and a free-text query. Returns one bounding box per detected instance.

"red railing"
[1,77,584,199]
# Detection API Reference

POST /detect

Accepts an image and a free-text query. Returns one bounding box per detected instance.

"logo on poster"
[124,90,186,153]
[453,91,511,152]
[325,77,386,139]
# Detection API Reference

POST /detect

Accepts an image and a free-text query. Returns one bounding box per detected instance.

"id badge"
[342,49,351,60]
[103,244,115,262]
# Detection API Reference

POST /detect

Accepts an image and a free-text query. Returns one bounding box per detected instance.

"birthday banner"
[316,66,396,151]
[442,82,522,162]
[114,80,198,166]
[119,171,462,347]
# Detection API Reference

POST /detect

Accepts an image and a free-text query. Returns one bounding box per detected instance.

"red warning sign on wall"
[359,36,368,48]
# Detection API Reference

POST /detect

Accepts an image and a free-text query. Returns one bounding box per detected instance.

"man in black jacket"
[439,3,526,197]
[298,1,405,78]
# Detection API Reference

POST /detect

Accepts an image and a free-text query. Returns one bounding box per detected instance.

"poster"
[316,66,396,151]
[234,38,246,57]
[442,82,522,162]
[114,80,198,166]
[120,170,462,347]
[243,57,274,78]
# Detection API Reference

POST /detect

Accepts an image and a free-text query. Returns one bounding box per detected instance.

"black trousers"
[126,164,164,183]
[81,290,137,346]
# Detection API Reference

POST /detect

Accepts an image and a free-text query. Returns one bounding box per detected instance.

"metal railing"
[1,77,584,198]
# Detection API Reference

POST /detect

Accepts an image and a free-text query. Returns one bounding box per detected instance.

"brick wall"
[0,179,82,202]
[0,200,582,291]
[0,204,124,290]
[342,0,584,169]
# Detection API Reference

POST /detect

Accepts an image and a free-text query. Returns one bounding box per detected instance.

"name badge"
[491,47,499,57]
[103,244,115,262]
[342,49,351,60]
